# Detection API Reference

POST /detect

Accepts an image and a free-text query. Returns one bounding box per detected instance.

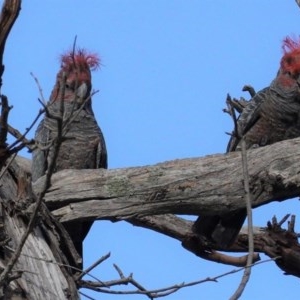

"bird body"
[228,84,300,152]
[32,49,107,256]
[33,102,107,180]
[193,36,300,248]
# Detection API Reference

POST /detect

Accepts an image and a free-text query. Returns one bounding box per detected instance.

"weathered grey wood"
[11,137,300,280]
[7,220,71,299]
[32,137,300,223]
[126,214,265,243]
[0,159,79,299]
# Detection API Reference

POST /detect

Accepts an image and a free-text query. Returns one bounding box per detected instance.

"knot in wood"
[148,189,167,202]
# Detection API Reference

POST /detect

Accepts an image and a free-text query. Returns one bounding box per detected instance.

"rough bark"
[0,0,21,83]
[0,131,299,299]
[0,2,300,296]
[30,137,300,277]
[0,157,79,299]
[32,137,300,223]
[0,1,82,298]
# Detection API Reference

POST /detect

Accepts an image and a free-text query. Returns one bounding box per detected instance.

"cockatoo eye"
[65,82,74,91]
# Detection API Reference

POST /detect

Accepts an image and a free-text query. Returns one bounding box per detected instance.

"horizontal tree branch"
[32,137,300,223]
[28,138,300,274]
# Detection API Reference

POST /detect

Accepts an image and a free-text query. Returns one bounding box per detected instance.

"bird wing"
[31,119,51,182]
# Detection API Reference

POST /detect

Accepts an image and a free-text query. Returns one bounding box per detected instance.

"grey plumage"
[32,49,107,257]
[193,36,300,248]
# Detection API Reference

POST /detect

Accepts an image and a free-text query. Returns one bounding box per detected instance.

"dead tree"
[0,1,300,299]
[1,135,298,299]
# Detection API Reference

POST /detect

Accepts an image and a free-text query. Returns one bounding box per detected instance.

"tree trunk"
[0,157,79,299]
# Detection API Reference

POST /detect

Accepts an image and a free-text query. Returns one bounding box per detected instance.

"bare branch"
[0,0,21,86]
[31,137,300,224]
[0,95,11,148]
[7,108,44,152]
[278,214,291,227]
[0,152,16,180]
[80,257,279,298]
[30,72,47,105]
[182,236,260,267]
[76,252,110,281]
[79,291,96,300]
[62,89,99,136]
[0,71,68,287]
[229,138,254,299]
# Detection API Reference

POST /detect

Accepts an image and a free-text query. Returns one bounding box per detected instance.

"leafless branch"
[0,95,11,148]
[278,214,291,227]
[76,253,110,281]
[80,257,279,298]
[0,229,281,299]
[62,89,99,136]
[0,152,16,180]
[5,244,110,286]
[0,0,21,87]
[182,236,260,267]
[7,108,44,152]
[79,291,96,300]
[72,35,78,62]
[30,71,47,105]
[0,94,34,171]
[0,73,67,287]
[223,85,254,116]
[229,138,254,300]
[225,94,240,138]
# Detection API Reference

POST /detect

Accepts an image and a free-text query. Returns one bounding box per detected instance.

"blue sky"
[2,1,300,299]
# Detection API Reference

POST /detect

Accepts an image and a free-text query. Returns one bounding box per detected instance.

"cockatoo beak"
[76,82,89,101]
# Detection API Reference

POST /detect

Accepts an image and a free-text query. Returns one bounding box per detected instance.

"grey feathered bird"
[32,49,107,256]
[193,36,300,248]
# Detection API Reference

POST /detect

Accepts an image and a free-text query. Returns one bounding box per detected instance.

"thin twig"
[0,73,67,287]
[62,90,99,136]
[79,291,96,300]
[30,72,47,105]
[228,95,239,139]
[229,137,254,300]
[0,95,11,148]
[113,264,153,298]
[288,215,296,232]
[8,108,44,151]
[72,35,77,60]
[0,0,21,86]
[0,152,16,180]
[7,124,34,150]
[113,263,125,279]
[278,214,291,227]
[0,140,60,285]
[4,245,104,283]
[76,252,110,281]
[80,257,279,298]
